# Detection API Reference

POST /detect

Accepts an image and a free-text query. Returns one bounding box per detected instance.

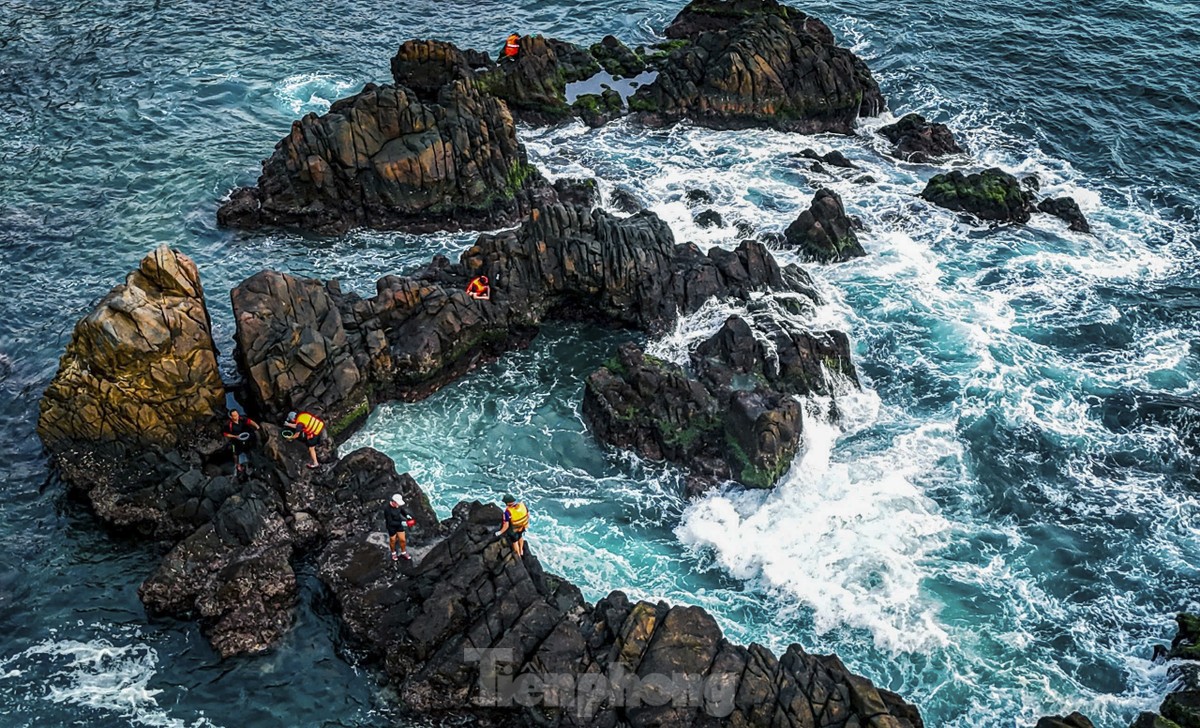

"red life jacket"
[504,35,520,58]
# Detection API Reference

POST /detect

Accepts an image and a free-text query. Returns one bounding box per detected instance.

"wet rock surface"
[217,77,547,235]
[920,168,1035,223]
[1037,196,1092,233]
[584,313,858,491]
[878,113,964,162]
[319,487,923,727]
[232,185,807,429]
[630,0,885,133]
[782,188,865,262]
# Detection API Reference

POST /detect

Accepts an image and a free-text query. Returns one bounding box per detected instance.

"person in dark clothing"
[385,493,414,561]
[222,410,260,481]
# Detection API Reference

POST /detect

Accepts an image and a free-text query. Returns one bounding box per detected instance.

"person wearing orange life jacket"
[466,274,490,300]
[283,410,325,469]
[502,32,520,61]
[495,494,529,558]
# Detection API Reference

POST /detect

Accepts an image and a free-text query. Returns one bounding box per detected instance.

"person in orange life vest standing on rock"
[496,494,529,558]
[466,274,490,300]
[283,410,325,469]
[384,493,414,561]
[502,32,520,61]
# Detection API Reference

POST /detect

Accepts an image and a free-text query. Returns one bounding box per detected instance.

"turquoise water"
[1,0,1198,726]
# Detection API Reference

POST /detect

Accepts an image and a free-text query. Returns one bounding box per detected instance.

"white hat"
[391,493,404,506]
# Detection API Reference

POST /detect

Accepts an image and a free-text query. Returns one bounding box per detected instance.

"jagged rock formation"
[232,183,814,428]
[1035,713,1094,728]
[584,313,858,491]
[38,245,223,451]
[798,148,856,168]
[629,0,885,133]
[1037,196,1091,233]
[878,113,964,162]
[40,250,922,724]
[37,246,226,535]
[217,78,547,235]
[782,188,865,262]
[920,168,1035,223]
[319,485,922,727]
[1128,613,1200,728]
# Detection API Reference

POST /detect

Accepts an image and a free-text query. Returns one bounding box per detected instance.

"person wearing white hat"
[384,493,414,561]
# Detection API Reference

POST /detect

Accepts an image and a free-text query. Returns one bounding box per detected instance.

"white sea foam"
[272,73,359,116]
[0,637,217,728]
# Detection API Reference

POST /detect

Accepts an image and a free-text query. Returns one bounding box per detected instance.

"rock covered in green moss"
[589,35,647,78]
[920,168,1035,223]
[584,312,858,492]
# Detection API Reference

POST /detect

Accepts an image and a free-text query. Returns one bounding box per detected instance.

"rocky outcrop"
[797,148,856,168]
[584,313,857,491]
[1037,196,1091,233]
[878,113,964,162]
[217,79,547,235]
[319,484,923,727]
[38,245,223,451]
[37,246,227,536]
[629,0,885,133]
[920,168,1035,223]
[782,188,865,262]
[232,185,809,430]
[466,36,601,125]
[1035,713,1094,728]
[1131,613,1200,728]
[590,35,647,78]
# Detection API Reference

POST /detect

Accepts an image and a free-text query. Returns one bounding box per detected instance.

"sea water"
[1,0,1197,726]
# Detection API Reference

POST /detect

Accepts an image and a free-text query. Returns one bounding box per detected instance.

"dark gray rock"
[1037,196,1091,233]
[921,168,1035,224]
[783,188,866,262]
[878,113,964,162]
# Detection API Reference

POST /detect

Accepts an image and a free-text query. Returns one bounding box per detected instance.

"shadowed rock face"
[231,184,812,431]
[630,0,885,133]
[319,484,923,728]
[782,188,866,262]
[217,80,546,235]
[584,314,858,491]
[1037,196,1091,233]
[920,168,1035,223]
[878,113,964,163]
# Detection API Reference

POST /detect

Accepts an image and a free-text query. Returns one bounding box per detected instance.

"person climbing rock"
[495,494,529,558]
[501,32,520,61]
[466,275,490,300]
[282,410,325,469]
[222,409,260,481]
[384,493,414,561]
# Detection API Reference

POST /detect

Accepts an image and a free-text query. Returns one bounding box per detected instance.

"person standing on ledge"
[385,493,414,561]
[222,409,260,481]
[501,32,520,61]
[496,494,529,558]
[283,410,325,469]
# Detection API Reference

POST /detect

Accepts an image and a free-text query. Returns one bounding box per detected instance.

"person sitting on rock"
[283,410,325,469]
[384,493,414,561]
[501,32,520,61]
[466,275,490,301]
[495,494,529,558]
[222,409,260,481]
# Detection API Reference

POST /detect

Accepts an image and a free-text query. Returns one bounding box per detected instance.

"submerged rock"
[782,188,866,262]
[1037,196,1091,233]
[629,0,885,133]
[878,113,964,162]
[217,79,547,235]
[920,168,1035,223]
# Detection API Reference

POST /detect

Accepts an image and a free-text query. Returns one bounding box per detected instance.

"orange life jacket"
[504,34,520,58]
[506,503,529,531]
[295,412,325,438]
[467,277,489,296]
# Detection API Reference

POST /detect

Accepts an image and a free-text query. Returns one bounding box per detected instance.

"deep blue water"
[1,0,1198,726]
